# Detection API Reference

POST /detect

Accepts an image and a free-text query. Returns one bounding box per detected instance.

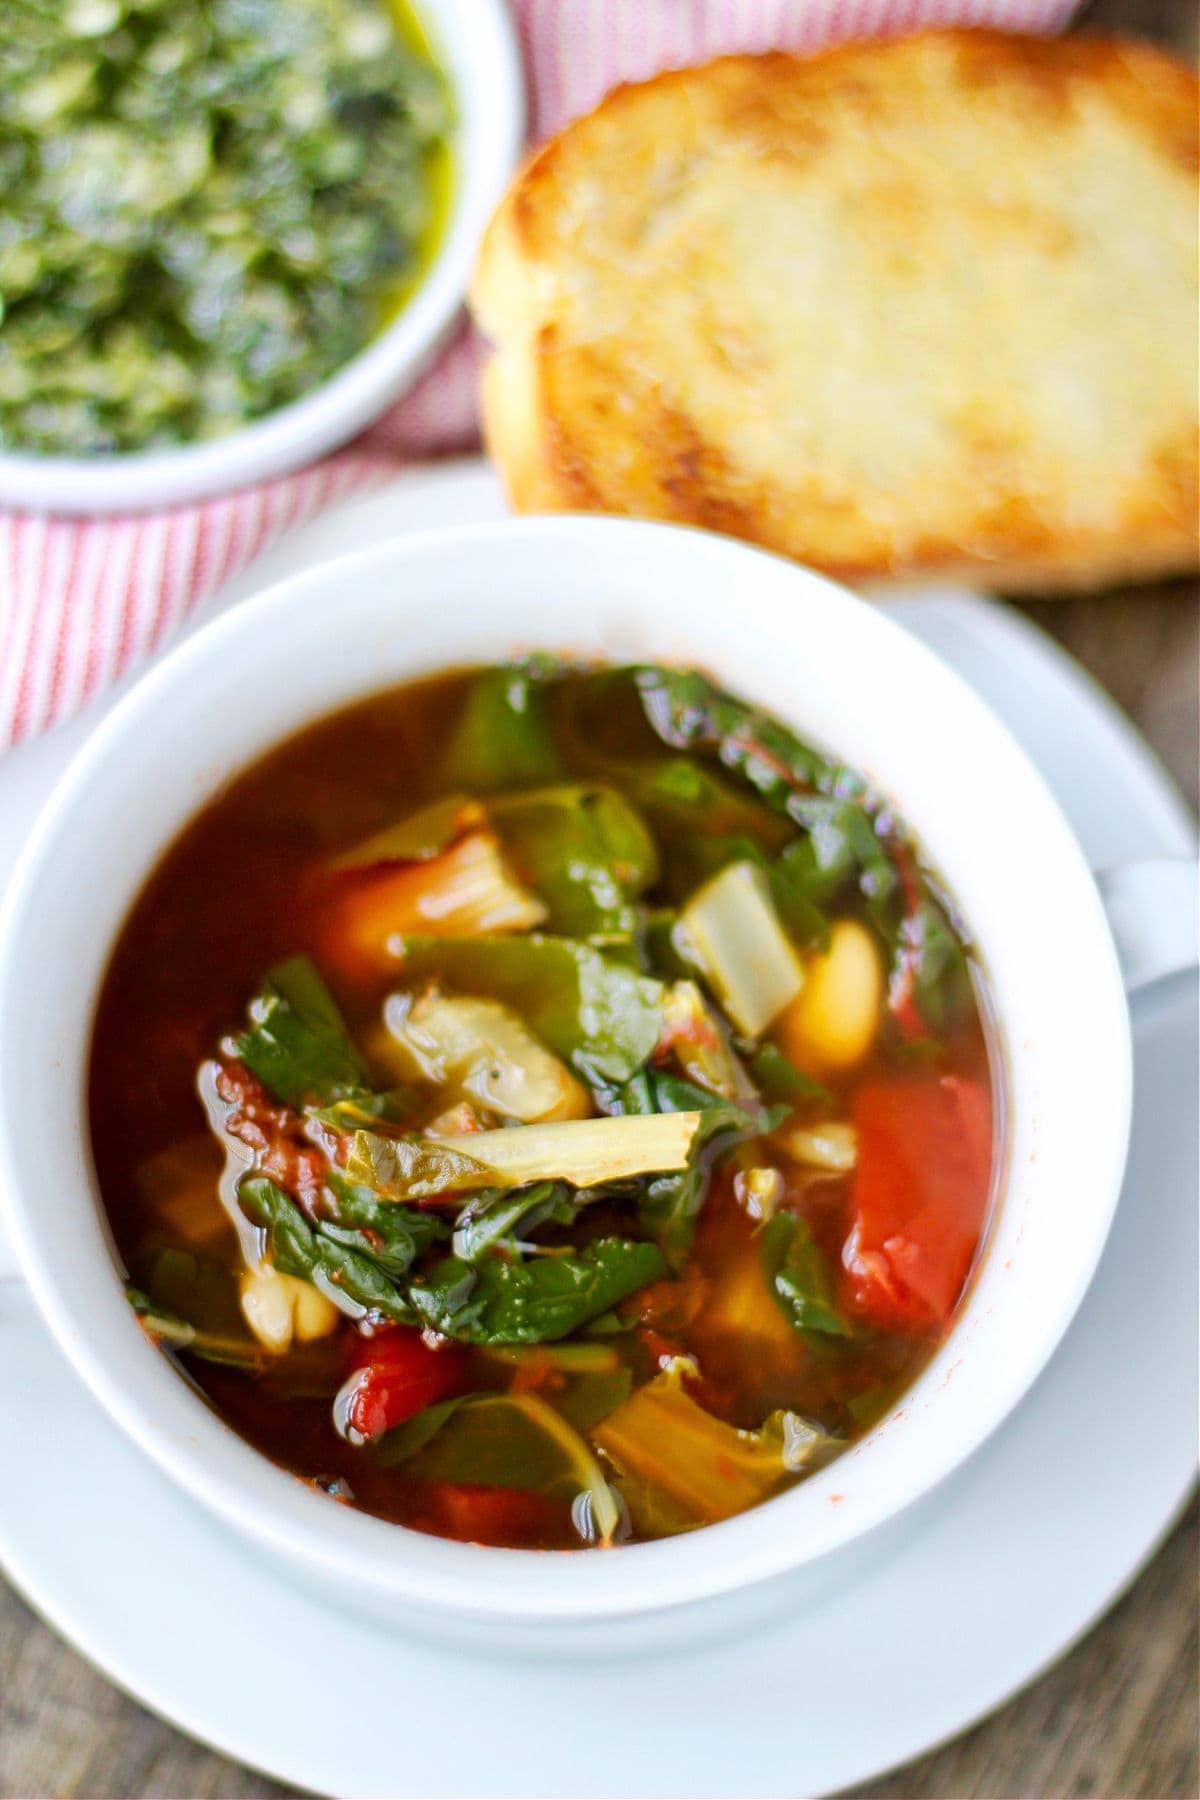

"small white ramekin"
[0,0,523,514]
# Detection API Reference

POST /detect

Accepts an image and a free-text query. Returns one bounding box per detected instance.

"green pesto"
[0,0,452,455]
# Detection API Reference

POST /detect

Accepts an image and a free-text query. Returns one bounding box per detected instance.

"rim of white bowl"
[0,0,523,515]
[0,518,1133,1622]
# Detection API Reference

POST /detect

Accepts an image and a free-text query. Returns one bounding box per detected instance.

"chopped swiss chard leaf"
[234,955,366,1110]
[633,667,850,807]
[746,1043,831,1108]
[451,1183,576,1261]
[760,1210,853,1340]
[320,1171,446,1277]
[408,1237,667,1344]
[898,896,974,1034]
[492,783,657,938]
[440,664,561,792]
[237,1175,412,1322]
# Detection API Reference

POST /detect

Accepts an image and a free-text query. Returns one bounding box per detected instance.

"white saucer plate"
[0,463,1195,1798]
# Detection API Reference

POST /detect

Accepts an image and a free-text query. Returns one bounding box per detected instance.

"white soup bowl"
[0,518,1188,1629]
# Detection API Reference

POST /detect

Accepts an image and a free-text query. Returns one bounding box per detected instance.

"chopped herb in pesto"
[0,0,452,455]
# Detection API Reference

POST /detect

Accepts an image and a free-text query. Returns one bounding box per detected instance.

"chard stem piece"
[679,861,804,1037]
[429,1111,702,1191]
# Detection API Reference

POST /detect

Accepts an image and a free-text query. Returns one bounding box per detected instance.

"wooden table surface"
[1,1,1196,1794]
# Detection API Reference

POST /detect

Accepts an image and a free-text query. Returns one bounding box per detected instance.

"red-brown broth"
[89,666,997,1551]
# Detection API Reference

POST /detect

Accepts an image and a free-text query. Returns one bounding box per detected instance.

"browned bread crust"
[471,31,1199,591]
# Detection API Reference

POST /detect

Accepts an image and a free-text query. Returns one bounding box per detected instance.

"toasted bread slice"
[471,31,1198,592]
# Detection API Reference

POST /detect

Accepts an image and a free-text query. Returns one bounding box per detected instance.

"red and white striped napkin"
[0,0,1079,754]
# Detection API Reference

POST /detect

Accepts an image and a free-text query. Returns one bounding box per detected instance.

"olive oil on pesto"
[0,0,453,457]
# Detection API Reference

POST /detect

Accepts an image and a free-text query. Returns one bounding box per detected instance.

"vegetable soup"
[90,663,998,1550]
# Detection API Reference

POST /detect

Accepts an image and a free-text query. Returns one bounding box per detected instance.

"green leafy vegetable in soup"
[90,661,997,1551]
[0,0,451,455]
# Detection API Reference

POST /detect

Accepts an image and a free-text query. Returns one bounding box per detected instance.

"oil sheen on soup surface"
[90,663,997,1551]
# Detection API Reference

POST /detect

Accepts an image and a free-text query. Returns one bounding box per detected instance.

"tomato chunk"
[338,1326,468,1442]
[842,1076,993,1330]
